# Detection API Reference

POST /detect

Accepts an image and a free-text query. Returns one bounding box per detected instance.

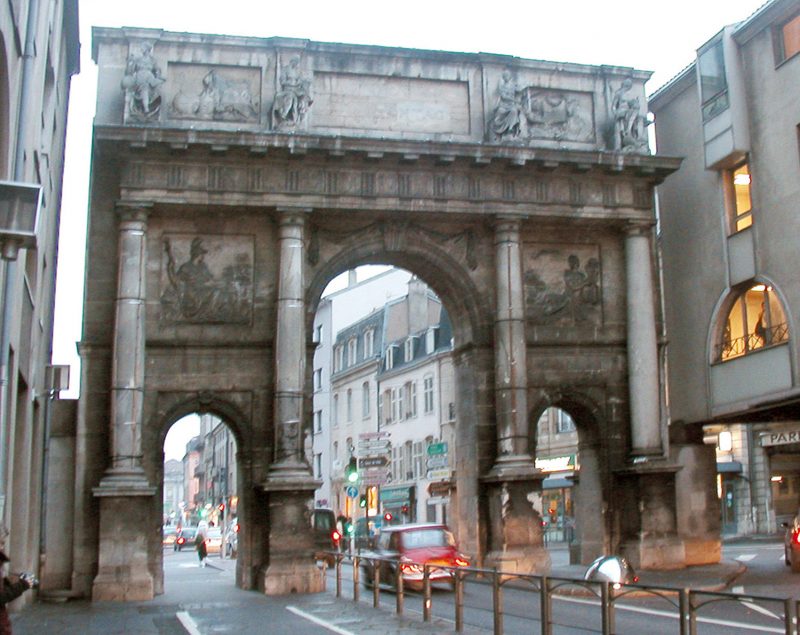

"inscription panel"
[312,72,470,134]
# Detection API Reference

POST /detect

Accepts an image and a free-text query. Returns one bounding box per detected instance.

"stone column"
[483,216,548,575]
[261,207,322,595]
[92,202,155,601]
[491,215,534,471]
[625,222,662,457]
[270,208,312,476]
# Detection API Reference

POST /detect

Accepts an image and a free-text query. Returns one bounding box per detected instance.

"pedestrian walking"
[0,548,34,635]
[195,530,208,567]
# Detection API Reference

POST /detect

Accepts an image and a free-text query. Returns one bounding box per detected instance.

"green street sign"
[427,442,447,456]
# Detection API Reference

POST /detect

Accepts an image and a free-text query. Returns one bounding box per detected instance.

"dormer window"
[698,39,729,121]
[425,327,437,354]
[404,336,417,362]
[363,328,374,357]
[386,344,399,370]
[347,337,357,366]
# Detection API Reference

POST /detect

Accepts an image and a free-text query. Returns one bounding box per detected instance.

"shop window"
[726,162,753,233]
[776,13,800,63]
[716,284,789,361]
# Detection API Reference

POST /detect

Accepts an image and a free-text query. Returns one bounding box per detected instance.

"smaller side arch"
[155,392,250,454]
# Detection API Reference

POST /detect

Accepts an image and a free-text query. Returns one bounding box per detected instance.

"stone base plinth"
[621,536,685,571]
[682,538,721,566]
[485,547,551,577]
[92,571,154,601]
[569,539,606,566]
[260,559,323,595]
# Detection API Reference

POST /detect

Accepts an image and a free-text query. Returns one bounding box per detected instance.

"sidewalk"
[11,549,744,634]
[11,555,489,635]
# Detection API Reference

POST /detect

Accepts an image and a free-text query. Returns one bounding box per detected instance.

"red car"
[361,523,469,590]
[783,513,800,572]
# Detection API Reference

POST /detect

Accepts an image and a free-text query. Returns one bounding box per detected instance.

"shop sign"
[760,430,800,447]
[535,454,576,473]
[428,481,452,497]
[380,486,411,503]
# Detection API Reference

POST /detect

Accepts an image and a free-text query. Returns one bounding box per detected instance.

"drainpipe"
[0,0,41,525]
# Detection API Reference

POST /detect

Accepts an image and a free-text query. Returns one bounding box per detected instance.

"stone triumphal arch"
[60,27,722,600]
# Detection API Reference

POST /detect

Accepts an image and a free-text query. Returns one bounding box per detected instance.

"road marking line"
[286,606,356,635]
[176,611,202,635]
[557,596,785,632]
[742,601,781,620]
[736,554,757,561]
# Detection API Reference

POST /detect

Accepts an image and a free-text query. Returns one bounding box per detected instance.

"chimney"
[348,270,358,287]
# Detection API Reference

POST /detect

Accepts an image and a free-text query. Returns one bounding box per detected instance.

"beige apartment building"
[651,0,800,535]
[1,0,79,600]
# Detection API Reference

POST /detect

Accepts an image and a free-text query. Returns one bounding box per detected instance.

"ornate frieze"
[159,234,254,325]
[489,70,595,145]
[121,159,650,212]
[523,243,602,325]
[169,64,261,123]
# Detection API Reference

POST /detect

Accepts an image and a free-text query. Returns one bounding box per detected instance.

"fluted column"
[492,215,534,471]
[270,207,311,475]
[625,222,662,456]
[92,202,155,602]
[100,203,151,485]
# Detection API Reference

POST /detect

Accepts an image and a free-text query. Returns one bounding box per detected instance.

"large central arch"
[54,27,722,600]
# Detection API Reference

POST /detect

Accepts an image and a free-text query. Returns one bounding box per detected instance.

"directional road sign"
[345,485,359,499]
[359,456,389,468]
[427,442,447,455]
[426,468,451,481]
[426,455,448,469]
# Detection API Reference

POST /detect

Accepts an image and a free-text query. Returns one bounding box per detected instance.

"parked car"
[584,555,639,589]
[225,519,239,557]
[782,513,800,572]
[312,508,341,565]
[162,526,178,547]
[360,523,469,591]
[174,526,198,551]
[204,527,223,554]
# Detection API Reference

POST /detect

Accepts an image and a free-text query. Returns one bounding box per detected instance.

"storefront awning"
[542,476,573,489]
[717,461,743,474]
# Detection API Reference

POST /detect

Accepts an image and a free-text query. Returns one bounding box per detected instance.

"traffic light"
[218,502,225,513]
[383,512,393,522]
[345,456,359,483]
[359,495,366,508]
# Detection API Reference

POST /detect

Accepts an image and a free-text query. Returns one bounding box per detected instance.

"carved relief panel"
[489,70,595,145]
[159,234,254,324]
[523,243,602,326]
[167,64,262,123]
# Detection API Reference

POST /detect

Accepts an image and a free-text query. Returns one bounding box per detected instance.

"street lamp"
[0,181,41,260]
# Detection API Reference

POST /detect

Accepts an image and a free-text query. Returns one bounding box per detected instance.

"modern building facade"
[1,0,79,599]
[651,0,800,536]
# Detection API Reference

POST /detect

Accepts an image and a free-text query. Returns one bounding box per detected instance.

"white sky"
[52,0,768,447]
